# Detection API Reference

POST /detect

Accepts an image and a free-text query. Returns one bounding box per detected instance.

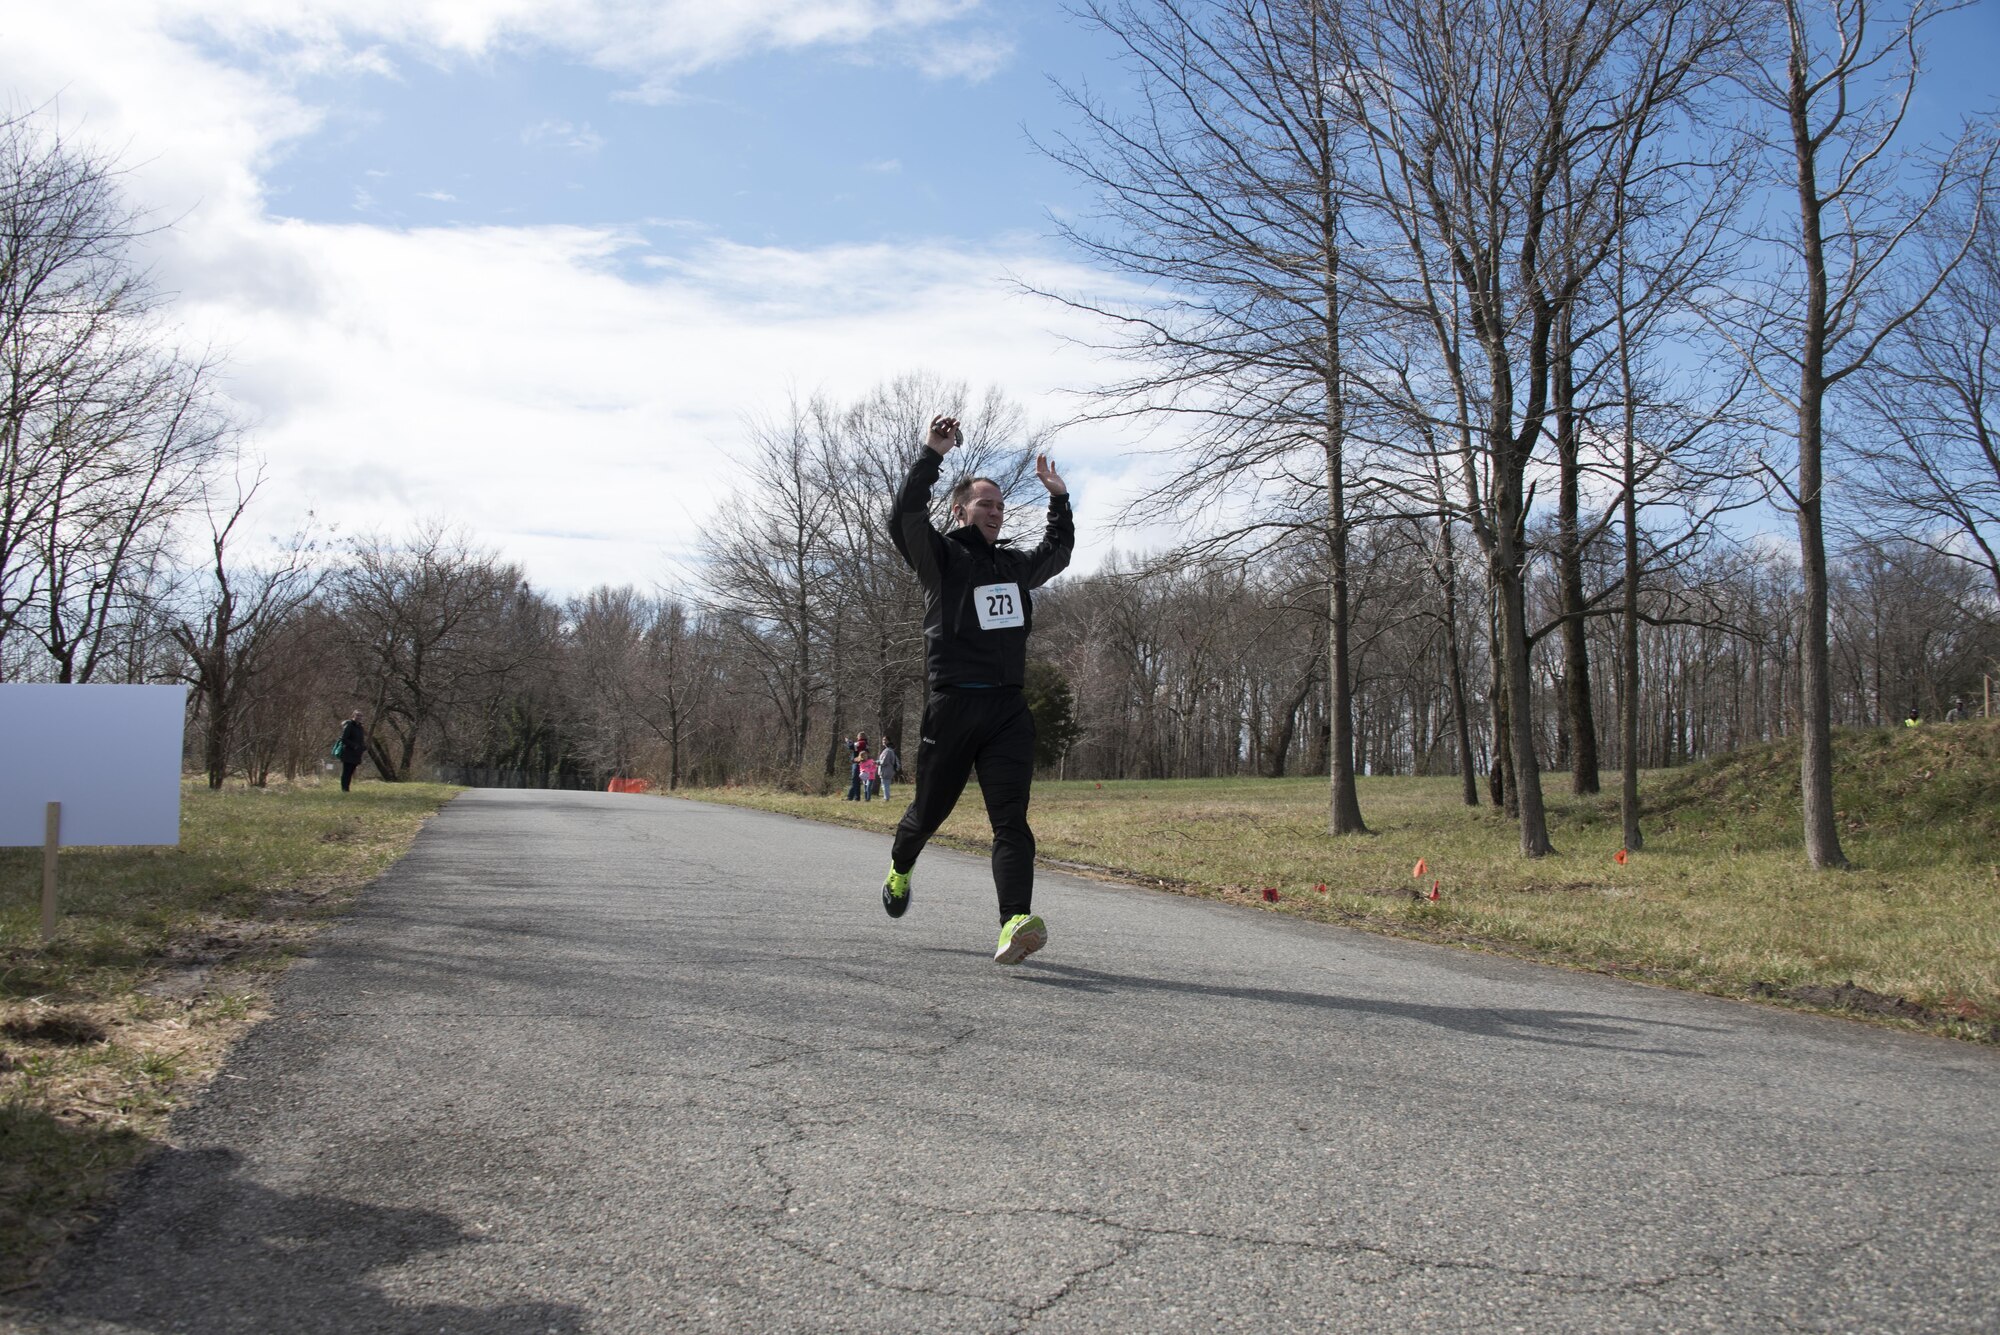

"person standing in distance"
[875,740,900,802]
[336,711,367,792]
[881,413,1073,965]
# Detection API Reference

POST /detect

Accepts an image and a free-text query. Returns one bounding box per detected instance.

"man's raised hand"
[1036,451,1068,496]
[925,415,963,455]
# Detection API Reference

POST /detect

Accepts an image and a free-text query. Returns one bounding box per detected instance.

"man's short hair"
[949,476,1000,519]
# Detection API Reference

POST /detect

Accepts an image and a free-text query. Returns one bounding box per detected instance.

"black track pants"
[891,688,1037,922]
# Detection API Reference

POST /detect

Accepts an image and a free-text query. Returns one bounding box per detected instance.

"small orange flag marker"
[1412,858,1428,878]
[1614,848,1629,866]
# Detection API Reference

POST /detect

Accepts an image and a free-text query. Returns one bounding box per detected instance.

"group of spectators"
[844,733,900,803]
[1907,696,1979,727]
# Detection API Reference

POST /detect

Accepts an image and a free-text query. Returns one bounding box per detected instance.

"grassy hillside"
[687,719,2000,1042]
[1645,717,2000,861]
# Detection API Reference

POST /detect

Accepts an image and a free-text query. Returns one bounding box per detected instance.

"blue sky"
[2,0,1994,593]
[3,1,1159,592]
[256,8,1107,247]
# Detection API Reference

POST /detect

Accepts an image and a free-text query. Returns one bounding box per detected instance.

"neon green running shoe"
[882,867,911,919]
[993,913,1047,965]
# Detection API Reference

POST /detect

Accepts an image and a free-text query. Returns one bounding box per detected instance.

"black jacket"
[889,448,1073,690]
[338,719,366,763]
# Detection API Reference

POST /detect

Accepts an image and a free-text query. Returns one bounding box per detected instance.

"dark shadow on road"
[31,1147,589,1334]
[931,952,1722,1055]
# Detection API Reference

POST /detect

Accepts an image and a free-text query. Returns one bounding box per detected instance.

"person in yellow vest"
[1904,707,1921,728]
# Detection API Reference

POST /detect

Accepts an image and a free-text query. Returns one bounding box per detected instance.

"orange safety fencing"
[606,778,653,794]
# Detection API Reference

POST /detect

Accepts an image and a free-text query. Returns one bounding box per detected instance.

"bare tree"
[0,109,226,678]
[702,400,837,782]
[1338,0,1743,853]
[1716,0,1995,867]
[568,584,655,779]
[334,523,531,781]
[168,465,325,788]
[1038,0,1376,833]
[634,598,721,791]
[1830,535,1995,719]
[27,348,228,681]
[234,600,350,784]
[1846,188,2000,604]
[564,586,723,790]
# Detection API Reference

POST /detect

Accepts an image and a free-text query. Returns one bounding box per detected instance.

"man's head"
[949,476,1005,544]
[351,710,363,722]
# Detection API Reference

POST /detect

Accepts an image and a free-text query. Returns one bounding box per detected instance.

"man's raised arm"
[887,414,960,588]
[1023,449,1073,589]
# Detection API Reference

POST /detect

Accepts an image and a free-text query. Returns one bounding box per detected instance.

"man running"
[881,413,1073,965]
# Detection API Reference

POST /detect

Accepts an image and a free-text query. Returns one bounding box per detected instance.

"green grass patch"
[688,720,2000,1042]
[0,777,457,1292]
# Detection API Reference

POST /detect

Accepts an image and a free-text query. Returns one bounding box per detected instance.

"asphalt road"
[20,788,2000,1333]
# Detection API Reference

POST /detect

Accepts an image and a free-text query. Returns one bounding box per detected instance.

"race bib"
[973,582,1025,630]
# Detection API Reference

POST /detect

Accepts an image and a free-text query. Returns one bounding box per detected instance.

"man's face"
[958,481,1005,543]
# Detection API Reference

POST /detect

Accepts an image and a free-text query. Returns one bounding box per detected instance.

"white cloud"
[520,118,605,154]
[865,25,1016,84]
[148,0,1000,95]
[417,189,457,202]
[183,221,1151,590]
[0,2,1167,594]
[862,158,902,174]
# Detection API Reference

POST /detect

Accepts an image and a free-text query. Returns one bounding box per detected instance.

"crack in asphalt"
[1007,1232,1146,1331]
[740,1100,1025,1317]
[290,978,1935,1326]
[620,1000,1904,1326]
[1740,1163,1996,1185]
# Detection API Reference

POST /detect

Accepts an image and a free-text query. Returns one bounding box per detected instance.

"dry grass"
[688,719,2000,1041]
[0,776,457,1291]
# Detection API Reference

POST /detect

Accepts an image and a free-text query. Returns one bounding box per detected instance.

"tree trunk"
[1321,205,1367,835]
[1326,553,1367,833]
[1440,518,1479,806]
[1559,569,1601,794]
[822,619,846,781]
[203,670,228,789]
[1487,596,1513,813]
[1620,449,1644,852]
[668,711,682,792]
[1266,659,1319,779]
[1554,311,1602,796]
[1498,575,1553,852]
[876,628,907,753]
[1788,19,1847,870]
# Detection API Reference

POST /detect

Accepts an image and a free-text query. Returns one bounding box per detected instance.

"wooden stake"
[41,801,60,943]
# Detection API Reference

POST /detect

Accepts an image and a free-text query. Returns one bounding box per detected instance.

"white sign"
[972,582,1025,631]
[0,685,187,846]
